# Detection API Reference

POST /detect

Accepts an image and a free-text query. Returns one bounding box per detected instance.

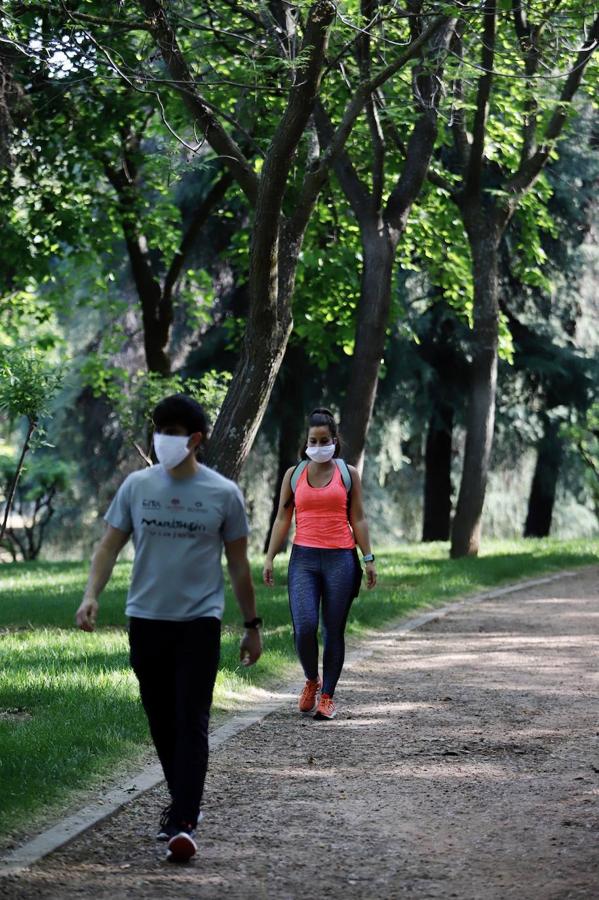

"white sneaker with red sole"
[166,828,197,862]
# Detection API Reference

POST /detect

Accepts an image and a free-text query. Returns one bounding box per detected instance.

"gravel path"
[2,567,598,900]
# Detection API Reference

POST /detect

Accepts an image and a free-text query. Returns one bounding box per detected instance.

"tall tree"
[432,1,599,556]
[416,305,469,542]
[136,0,452,477]
[1,2,460,478]
[102,133,234,376]
[313,2,457,472]
[500,111,599,537]
[1,7,239,377]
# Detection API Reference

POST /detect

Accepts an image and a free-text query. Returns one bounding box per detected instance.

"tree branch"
[139,0,259,205]
[382,108,455,197]
[12,2,149,32]
[511,0,529,46]
[358,0,385,209]
[218,0,264,30]
[512,1,541,165]
[103,149,170,374]
[464,0,496,198]
[249,0,336,320]
[162,169,234,303]
[448,23,470,170]
[385,17,457,229]
[0,418,34,546]
[289,12,451,241]
[313,100,372,224]
[504,12,599,202]
[427,167,457,196]
[266,0,299,60]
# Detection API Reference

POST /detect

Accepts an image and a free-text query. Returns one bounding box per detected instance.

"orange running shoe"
[314,693,336,720]
[298,677,321,713]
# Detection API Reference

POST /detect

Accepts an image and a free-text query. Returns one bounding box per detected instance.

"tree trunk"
[335,17,455,472]
[422,399,454,541]
[205,311,292,479]
[263,343,306,552]
[450,221,500,558]
[0,418,35,545]
[524,417,563,538]
[340,219,396,471]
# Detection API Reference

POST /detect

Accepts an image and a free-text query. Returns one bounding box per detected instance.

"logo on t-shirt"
[166,498,181,510]
[142,499,161,509]
[141,517,207,538]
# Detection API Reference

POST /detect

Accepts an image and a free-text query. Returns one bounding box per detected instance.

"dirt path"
[2,568,599,900]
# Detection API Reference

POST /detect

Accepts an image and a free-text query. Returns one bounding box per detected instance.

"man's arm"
[76,525,130,632]
[224,536,262,665]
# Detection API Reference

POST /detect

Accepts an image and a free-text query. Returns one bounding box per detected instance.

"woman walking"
[263,408,376,720]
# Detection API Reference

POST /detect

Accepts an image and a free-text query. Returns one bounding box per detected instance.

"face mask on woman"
[153,433,191,470]
[306,443,336,463]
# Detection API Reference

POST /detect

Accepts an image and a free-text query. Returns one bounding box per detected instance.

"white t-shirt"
[105,464,249,621]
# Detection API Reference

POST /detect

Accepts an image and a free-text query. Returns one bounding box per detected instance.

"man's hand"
[262,558,274,587]
[76,597,98,632]
[77,525,129,633]
[240,628,262,666]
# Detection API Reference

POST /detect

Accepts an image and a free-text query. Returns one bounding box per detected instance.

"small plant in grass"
[0,347,63,546]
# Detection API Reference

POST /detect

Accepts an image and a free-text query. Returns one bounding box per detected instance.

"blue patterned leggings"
[288,545,360,696]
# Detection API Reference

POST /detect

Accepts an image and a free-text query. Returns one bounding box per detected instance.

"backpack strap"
[335,458,353,518]
[283,460,309,508]
[290,459,309,493]
[334,458,352,493]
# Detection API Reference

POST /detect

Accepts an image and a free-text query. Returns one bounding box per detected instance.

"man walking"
[75,394,262,862]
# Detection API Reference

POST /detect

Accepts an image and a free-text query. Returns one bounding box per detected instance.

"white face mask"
[306,443,336,463]
[153,433,191,470]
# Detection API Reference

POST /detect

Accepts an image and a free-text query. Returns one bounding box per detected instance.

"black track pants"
[128,615,221,826]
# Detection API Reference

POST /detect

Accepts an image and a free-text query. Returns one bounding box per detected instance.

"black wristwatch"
[363,553,375,563]
[243,617,263,630]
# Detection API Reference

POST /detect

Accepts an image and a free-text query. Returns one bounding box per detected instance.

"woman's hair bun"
[310,407,334,418]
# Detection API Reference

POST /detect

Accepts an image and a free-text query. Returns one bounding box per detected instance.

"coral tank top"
[293,464,355,550]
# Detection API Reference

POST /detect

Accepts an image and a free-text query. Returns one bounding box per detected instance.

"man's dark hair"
[152,394,208,437]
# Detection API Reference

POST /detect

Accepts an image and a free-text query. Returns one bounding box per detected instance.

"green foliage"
[0,454,71,501]
[508,177,558,294]
[0,0,597,551]
[80,362,232,449]
[399,185,474,320]
[294,194,362,367]
[0,454,73,561]
[0,347,63,425]
[562,403,599,509]
[431,0,599,335]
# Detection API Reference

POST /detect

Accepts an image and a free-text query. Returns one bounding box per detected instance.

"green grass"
[0,537,597,839]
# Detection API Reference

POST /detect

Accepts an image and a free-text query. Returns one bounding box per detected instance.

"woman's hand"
[263,558,274,587]
[365,562,377,590]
